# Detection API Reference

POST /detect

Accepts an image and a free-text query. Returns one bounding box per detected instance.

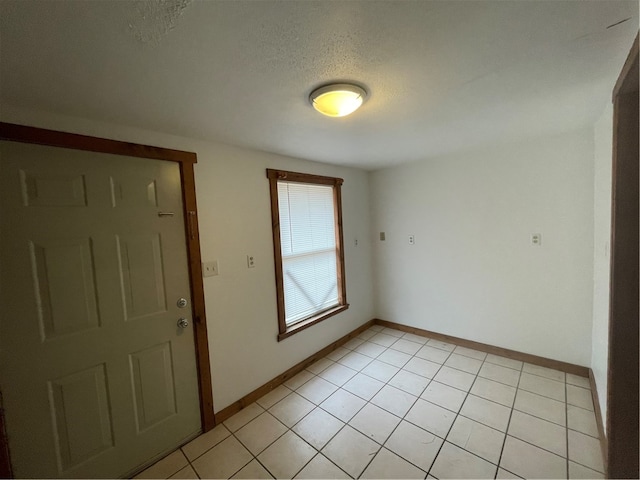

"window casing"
[267,169,348,340]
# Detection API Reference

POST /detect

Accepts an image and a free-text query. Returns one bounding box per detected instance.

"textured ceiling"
[0,0,637,170]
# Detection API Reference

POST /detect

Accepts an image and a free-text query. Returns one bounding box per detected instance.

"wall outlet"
[409,235,415,245]
[202,260,218,277]
[531,233,542,246]
[247,255,255,268]
[380,232,386,241]
[354,238,359,246]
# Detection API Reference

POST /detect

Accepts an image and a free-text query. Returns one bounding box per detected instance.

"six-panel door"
[0,141,201,478]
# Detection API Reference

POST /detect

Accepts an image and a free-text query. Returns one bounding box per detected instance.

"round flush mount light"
[309,83,367,118]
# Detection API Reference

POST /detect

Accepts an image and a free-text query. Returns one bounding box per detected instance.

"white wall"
[1,107,375,411]
[591,103,613,428]
[370,130,595,366]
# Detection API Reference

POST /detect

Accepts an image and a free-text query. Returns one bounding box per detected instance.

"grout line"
[565,380,570,479]
[495,357,524,478]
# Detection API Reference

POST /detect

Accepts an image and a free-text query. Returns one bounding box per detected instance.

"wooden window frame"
[0,124,216,472]
[267,169,349,341]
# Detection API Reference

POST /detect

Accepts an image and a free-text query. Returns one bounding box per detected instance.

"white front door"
[0,141,201,478]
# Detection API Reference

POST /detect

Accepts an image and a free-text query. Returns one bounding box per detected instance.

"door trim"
[606,34,639,478]
[0,122,215,475]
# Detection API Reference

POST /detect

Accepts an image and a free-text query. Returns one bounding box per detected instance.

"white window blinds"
[277,181,338,325]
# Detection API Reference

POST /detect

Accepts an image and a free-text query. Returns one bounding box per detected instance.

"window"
[267,169,348,340]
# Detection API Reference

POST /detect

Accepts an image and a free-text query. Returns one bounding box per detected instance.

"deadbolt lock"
[177,298,188,308]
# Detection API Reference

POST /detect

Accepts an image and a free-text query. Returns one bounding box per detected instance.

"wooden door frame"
[0,122,216,476]
[606,34,639,479]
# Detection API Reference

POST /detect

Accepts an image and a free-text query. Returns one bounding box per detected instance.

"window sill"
[277,304,350,341]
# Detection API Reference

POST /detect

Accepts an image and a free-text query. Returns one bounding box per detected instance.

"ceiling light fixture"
[309,83,367,118]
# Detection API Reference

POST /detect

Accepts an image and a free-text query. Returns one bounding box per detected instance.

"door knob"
[177,318,189,329]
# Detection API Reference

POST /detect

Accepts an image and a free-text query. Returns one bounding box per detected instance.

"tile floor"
[135,325,604,479]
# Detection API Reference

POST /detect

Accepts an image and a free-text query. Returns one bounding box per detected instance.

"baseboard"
[374,318,590,377]
[214,319,375,424]
[589,369,608,477]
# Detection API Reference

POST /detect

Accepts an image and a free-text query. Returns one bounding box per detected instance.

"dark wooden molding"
[589,369,608,477]
[266,168,348,341]
[0,122,197,164]
[215,319,375,423]
[277,304,350,341]
[606,33,639,479]
[0,124,215,447]
[374,319,590,377]
[0,392,12,479]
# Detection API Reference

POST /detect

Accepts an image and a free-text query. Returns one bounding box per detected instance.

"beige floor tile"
[402,332,430,345]
[416,345,451,364]
[508,410,567,457]
[514,389,566,426]
[568,430,604,473]
[369,324,384,332]
[295,454,350,479]
[235,412,288,456]
[354,341,387,358]
[192,436,253,480]
[381,327,404,337]
[224,403,265,432]
[569,461,604,479]
[256,385,292,410]
[496,467,523,479]
[168,465,199,479]
[444,353,483,374]
[434,366,476,391]
[292,407,344,450]
[349,403,401,444]
[389,369,430,396]
[306,357,334,375]
[479,363,521,387]
[566,373,591,389]
[361,359,400,382]
[296,376,338,405]
[405,398,456,437]
[403,356,441,378]
[567,384,594,411]
[318,362,358,386]
[284,370,315,390]
[232,459,273,479]
[371,384,418,417]
[519,372,565,401]
[181,424,231,461]
[342,372,385,400]
[453,346,487,361]
[485,354,523,371]
[135,450,188,479]
[361,447,426,479]
[370,332,399,347]
[430,442,497,479]
[427,339,456,352]
[461,395,511,431]
[377,348,412,367]
[384,420,443,472]
[338,351,373,371]
[471,377,516,407]
[522,363,565,382]
[269,392,315,427]
[568,404,599,437]
[390,338,422,355]
[258,431,316,479]
[320,388,366,422]
[420,380,467,412]
[447,416,505,464]
[326,346,350,361]
[500,436,567,479]
[343,337,365,350]
[321,425,381,478]
[357,329,378,341]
